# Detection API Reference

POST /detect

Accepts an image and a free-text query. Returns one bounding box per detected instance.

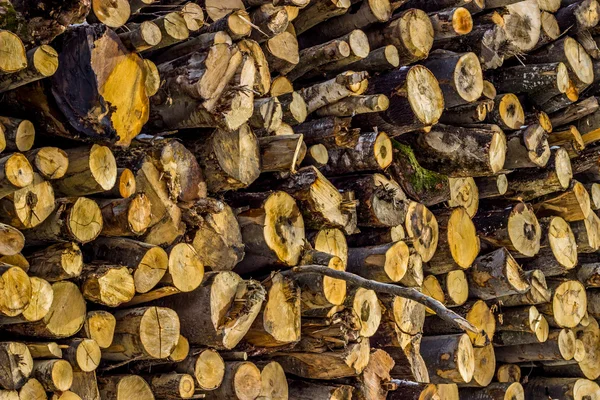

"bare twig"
[288,265,479,334]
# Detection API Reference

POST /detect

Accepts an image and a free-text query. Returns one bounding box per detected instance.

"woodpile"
[5,0,600,399]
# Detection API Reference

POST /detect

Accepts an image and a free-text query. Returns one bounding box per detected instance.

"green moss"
[0,1,19,32]
[391,139,447,193]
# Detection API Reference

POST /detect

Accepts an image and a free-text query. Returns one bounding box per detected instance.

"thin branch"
[288,265,479,334]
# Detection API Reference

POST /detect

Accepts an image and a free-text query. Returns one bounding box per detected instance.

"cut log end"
[508,202,541,257]
[408,65,445,127]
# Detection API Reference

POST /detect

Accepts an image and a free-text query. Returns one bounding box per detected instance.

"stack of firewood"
[3,0,600,399]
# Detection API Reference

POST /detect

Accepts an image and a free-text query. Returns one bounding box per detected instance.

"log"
[3,281,85,339]
[176,349,225,391]
[68,371,99,400]
[524,377,600,399]
[354,65,444,136]
[551,96,600,127]
[86,238,168,294]
[467,247,529,300]
[201,361,261,399]
[97,375,154,400]
[321,131,392,176]
[25,342,62,359]
[472,202,541,257]
[24,197,102,244]
[430,7,473,40]
[298,71,368,114]
[380,294,425,336]
[420,334,474,384]
[404,201,440,263]
[258,134,304,173]
[62,339,101,373]
[503,124,551,169]
[0,44,58,93]
[438,270,469,307]
[422,50,483,108]
[18,378,47,400]
[287,380,353,399]
[262,32,300,74]
[293,0,351,35]
[497,269,552,306]
[475,174,508,199]
[32,359,72,392]
[102,307,180,361]
[249,4,289,43]
[0,342,33,390]
[533,180,592,221]
[523,216,578,276]
[78,311,116,349]
[273,339,370,379]
[24,148,69,181]
[78,263,135,307]
[387,382,438,400]
[97,194,151,237]
[0,277,52,325]
[495,305,549,343]
[118,21,161,52]
[495,328,576,362]
[539,280,587,328]
[460,382,525,400]
[426,207,480,275]
[497,364,521,383]
[569,211,600,252]
[485,93,525,130]
[0,173,55,229]
[0,117,33,153]
[147,373,195,399]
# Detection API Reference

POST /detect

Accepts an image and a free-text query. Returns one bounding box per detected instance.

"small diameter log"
[186,125,260,192]
[315,95,389,118]
[303,144,329,168]
[0,153,33,199]
[3,281,85,339]
[524,216,578,276]
[555,0,600,33]
[472,202,541,257]
[346,45,399,72]
[292,261,347,317]
[89,0,130,28]
[18,378,47,400]
[495,305,549,343]
[97,194,152,237]
[524,377,600,400]
[309,228,348,269]
[321,131,393,176]
[201,361,261,400]
[497,269,552,307]
[61,339,101,373]
[24,197,103,244]
[329,174,407,228]
[79,311,115,349]
[422,274,446,314]
[32,359,72,392]
[0,223,24,257]
[176,349,225,391]
[504,148,573,201]
[540,280,587,328]
[404,201,439,263]
[277,92,307,126]
[0,173,55,229]
[0,264,29,318]
[0,342,33,390]
[420,334,474,384]
[422,50,483,108]
[95,168,135,199]
[287,380,354,399]
[249,97,283,134]
[302,30,371,76]
[424,299,496,347]
[0,117,34,153]
[285,38,350,81]
[24,148,69,181]
[460,382,525,400]
[146,12,189,51]
[387,382,437,400]
[354,65,444,136]
[148,373,195,399]
[485,93,525,130]
[551,96,600,128]
[438,270,469,307]
[426,207,480,275]
[258,362,287,400]
[154,272,265,349]
[97,375,154,400]
[52,145,117,197]
[380,294,425,336]
[475,174,508,198]
[259,134,304,173]
[249,4,288,43]
[497,364,521,383]
[495,328,576,363]
[346,241,409,283]
[78,263,135,307]
[0,31,26,73]
[405,124,506,177]
[503,124,551,169]
[429,7,473,40]
[102,307,180,361]
[487,63,571,106]
[244,273,301,347]
[298,71,368,114]
[273,339,370,379]
[118,21,161,52]
[463,343,495,388]
[467,248,529,300]
[570,211,600,252]
[292,0,351,35]
[440,99,492,124]
[534,180,592,221]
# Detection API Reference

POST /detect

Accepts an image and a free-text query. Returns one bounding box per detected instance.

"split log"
[258,134,304,173]
[102,306,180,361]
[0,173,55,229]
[472,202,541,257]
[533,180,592,221]
[568,211,600,252]
[467,247,529,300]
[250,4,289,43]
[426,207,480,275]
[154,272,265,349]
[503,124,551,169]
[50,25,149,147]
[74,311,115,351]
[273,339,370,379]
[24,197,102,244]
[262,32,300,74]
[18,378,47,400]
[97,375,154,400]
[0,342,33,390]
[523,216,578,276]
[354,65,444,136]
[422,50,483,108]
[176,349,225,391]
[87,238,168,294]
[3,281,85,339]
[24,148,69,181]
[420,334,474,384]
